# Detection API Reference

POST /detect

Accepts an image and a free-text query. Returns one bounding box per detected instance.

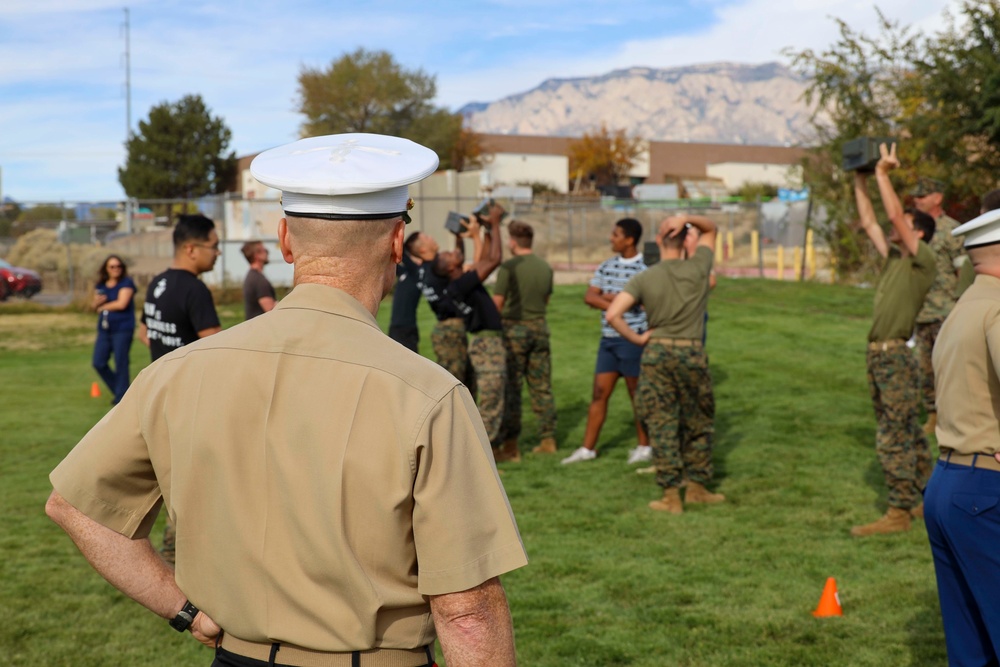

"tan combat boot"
[685,481,726,504]
[850,507,911,537]
[532,437,557,454]
[648,488,683,514]
[494,438,521,463]
[910,503,924,519]
[922,413,937,435]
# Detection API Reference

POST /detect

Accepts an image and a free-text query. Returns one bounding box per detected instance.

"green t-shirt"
[624,245,713,340]
[494,253,553,321]
[868,240,937,342]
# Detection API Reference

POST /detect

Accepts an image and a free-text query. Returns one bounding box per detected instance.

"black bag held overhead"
[842,137,896,173]
[444,211,469,235]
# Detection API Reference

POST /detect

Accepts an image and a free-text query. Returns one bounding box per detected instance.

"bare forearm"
[608,314,644,345]
[45,492,183,619]
[431,578,516,667]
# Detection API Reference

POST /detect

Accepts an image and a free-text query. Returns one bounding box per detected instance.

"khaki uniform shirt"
[494,254,553,321]
[624,246,713,340]
[916,213,964,324]
[50,284,527,652]
[868,241,936,342]
[933,274,1000,456]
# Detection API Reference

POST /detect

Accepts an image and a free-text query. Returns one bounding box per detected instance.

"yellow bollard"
[794,247,803,281]
[777,246,784,281]
[806,230,816,279]
[751,230,760,264]
[715,235,723,264]
[726,230,734,260]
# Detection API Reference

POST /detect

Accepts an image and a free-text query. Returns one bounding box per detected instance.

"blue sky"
[0,0,960,202]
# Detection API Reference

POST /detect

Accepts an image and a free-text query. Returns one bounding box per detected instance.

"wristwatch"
[169,600,199,632]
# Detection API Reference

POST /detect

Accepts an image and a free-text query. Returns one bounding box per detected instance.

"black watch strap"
[169,600,199,632]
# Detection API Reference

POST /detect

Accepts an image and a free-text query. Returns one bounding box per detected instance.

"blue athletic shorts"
[595,336,644,377]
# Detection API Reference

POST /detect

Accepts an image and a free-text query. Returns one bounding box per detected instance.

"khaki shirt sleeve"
[412,386,527,596]
[49,378,162,539]
[987,307,1000,383]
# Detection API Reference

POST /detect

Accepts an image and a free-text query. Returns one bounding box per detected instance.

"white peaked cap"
[953,208,1000,248]
[250,133,439,219]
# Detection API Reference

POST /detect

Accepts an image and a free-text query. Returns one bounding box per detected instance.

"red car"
[0,259,42,299]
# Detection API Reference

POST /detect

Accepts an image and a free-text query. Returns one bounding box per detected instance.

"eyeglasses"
[191,243,221,253]
[107,264,123,269]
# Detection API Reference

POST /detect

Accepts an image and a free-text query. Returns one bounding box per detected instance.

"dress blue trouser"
[925,458,1000,667]
[92,328,133,404]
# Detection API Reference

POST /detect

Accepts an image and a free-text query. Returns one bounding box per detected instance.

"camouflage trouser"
[161,514,176,565]
[914,320,943,415]
[635,341,715,489]
[866,345,933,509]
[468,333,507,446]
[501,318,557,441]
[431,318,475,396]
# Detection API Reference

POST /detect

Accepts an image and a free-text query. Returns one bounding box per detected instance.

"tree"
[118,94,236,200]
[567,124,643,191]
[296,48,483,171]
[785,5,999,279]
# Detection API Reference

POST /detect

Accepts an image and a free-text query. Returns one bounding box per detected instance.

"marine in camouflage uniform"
[911,178,965,429]
[435,204,508,447]
[851,150,937,536]
[608,213,721,513]
[493,221,557,458]
[411,233,476,394]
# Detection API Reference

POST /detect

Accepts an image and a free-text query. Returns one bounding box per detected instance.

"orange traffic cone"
[90,382,101,398]
[812,577,843,617]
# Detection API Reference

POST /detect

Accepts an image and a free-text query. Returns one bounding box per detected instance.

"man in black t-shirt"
[387,235,424,352]
[140,214,223,362]
[434,204,507,450]
[412,232,476,393]
[139,213,223,564]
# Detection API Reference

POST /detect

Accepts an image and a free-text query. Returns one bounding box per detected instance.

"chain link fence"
[2,195,832,295]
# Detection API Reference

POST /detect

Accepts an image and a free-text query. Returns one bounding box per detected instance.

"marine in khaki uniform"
[910,178,966,435]
[926,198,1000,666]
[45,134,527,667]
[851,143,937,537]
[606,213,722,514]
[492,220,557,462]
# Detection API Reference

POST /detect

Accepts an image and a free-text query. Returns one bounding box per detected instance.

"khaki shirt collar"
[274,283,380,331]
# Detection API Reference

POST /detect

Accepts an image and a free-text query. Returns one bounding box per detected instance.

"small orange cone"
[90,382,101,398]
[812,577,843,617]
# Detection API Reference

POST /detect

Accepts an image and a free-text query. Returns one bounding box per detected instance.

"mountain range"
[459,62,816,146]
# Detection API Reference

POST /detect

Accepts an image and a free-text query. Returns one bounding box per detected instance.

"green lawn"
[0,279,947,666]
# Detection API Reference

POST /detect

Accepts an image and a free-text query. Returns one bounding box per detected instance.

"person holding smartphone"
[91,254,136,405]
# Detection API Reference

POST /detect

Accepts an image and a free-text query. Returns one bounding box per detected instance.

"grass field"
[0,279,947,666]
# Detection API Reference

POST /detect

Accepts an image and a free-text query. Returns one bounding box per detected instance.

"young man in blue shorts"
[563,218,651,464]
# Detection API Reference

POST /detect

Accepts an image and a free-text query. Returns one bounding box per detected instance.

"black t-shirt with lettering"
[417,262,462,321]
[445,270,502,334]
[142,268,220,361]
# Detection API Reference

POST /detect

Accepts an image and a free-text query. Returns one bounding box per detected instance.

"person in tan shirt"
[925,192,1000,666]
[46,134,527,667]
